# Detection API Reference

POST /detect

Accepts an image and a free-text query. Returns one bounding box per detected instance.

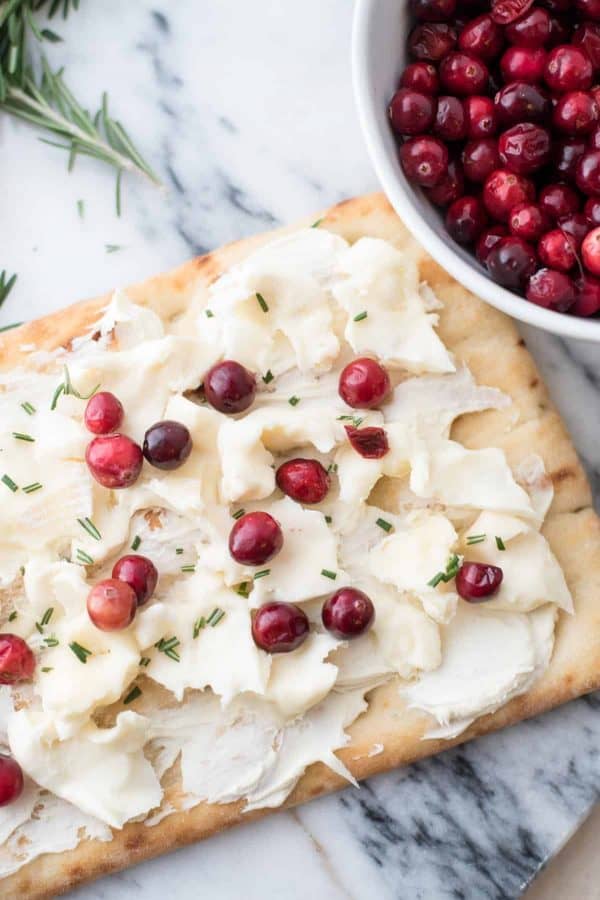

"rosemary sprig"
[155,635,180,662]
[0,270,17,306]
[69,640,91,663]
[51,364,99,409]
[123,685,141,705]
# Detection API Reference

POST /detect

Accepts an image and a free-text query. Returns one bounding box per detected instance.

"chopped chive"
[77,517,101,541]
[40,608,53,627]
[288,396,300,406]
[321,569,337,580]
[155,636,181,661]
[205,309,214,318]
[256,292,269,313]
[376,518,393,533]
[353,311,368,322]
[50,382,65,410]
[105,244,123,254]
[41,667,53,673]
[495,536,506,551]
[428,553,461,588]
[311,218,324,228]
[193,617,206,639]
[337,414,364,427]
[175,547,184,555]
[123,685,142,705]
[237,582,250,597]
[254,569,271,580]
[327,462,338,475]
[139,656,151,667]
[232,508,245,520]
[23,482,43,494]
[0,271,17,306]
[131,535,141,551]
[8,611,17,622]
[12,432,35,442]
[427,572,444,588]
[69,641,92,663]
[35,622,44,635]
[21,402,36,416]
[76,548,94,565]
[43,636,59,647]
[181,564,196,573]
[0,322,22,333]
[262,369,274,384]
[1,474,18,493]
[466,533,486,545]
[207,607,225,627]
[324,515,332,524]
[77,199,85,219]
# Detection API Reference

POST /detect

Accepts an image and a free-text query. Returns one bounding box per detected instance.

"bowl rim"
[352,0,600,343]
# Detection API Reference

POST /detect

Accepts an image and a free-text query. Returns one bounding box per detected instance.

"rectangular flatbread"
[2,193,600,899]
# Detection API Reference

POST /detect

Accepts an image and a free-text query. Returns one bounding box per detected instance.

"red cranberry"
[552,91,599,134]
[0,635,35,684]
[462,138,500,181]
[491,0,535,25]
[500,46,547,84]
[509,202,551,241]
[585,196,600,223]
[251,602,309,654]
[589,124,600,149]
[409,23,457,61]
[575,0,600,20]
[456,561,503,600]
[87,579,137,631]
[476,225,508,263]
[338,357,390,408]
[440,52,489,95]
[553,137,587,180]
[112,555,158,606]
[582,226,600,273]
[204,360,256,414]
[538,229,577,270]
[526,267,576,310]
[389,88,436,135]
[143,420,192,471]
[434,96,468,140]
[425,159,465,205]
[494,81,551,125]
[446,196,488,243]
[400,62,440,94]
[412,0,457,21]
[276,458,330,504]
[547,15,570,48]
[573,23,600,71]
[321,588,375,639]
[576,150,600,195]
[557,212,588,247]
[544,45,593,92]
[345,425,389,459]
[539,182,581,219]
[458,14,504,61]
[542,0,570,13]
[505,7,551,47]
[572,273,600,314]
[486,236,538,287]
[84,392,123,435]
[483,169,535,220]
[464,95,497,137]
[229,511,283,566]
[498,122,551,174]
[0,756,23,807]
[399,136,449,187]
[86,434,143,489]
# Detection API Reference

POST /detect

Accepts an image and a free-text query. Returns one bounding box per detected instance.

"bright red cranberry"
[412,0,457,20]
[434,96,468,140]
[321,588,375,639]
[476,225,508,263]
[494,81,551,125]
[553,137,587,180]
[338,357,390,409]
[251,602,309,654]
[84,392,123,435]
[409,23,457,61]
[464,95,497,137]
[538,229,577,270]
[229,511,283,566]
[345,425,389,459]
[491,0,535,25]
[498,122,551,174]
[112,555,158,606]
[585,196,600,223]
[505,7,551,47]
[539,182,581,219]
[552,90,599,134]
[204,360,256,414]
[509,202,550,241]
[582,226,600,273]
[458,14,504,61]
[446,196,488,243]
[87,579,137,631]
[456,561,503,600]
[425,159,465,205]
[0,635,35,684]
[399,136,449,187]
[440,52,489,94]
[276,458,330,504]
[575,0,600,20]
[572,273,600,314]
[86,434,143,489]
[0,756,23,807]
[462,138,500,181]
[483,169,535,220]
[501,46,547,83]
[526,267,576,310]
[143,420,192,471]
[557,212,588,247]
[486,236,538,287]
[574,24,600,71]
[547,15,571,48]
[576,150,600,195]
[400,62,440,94]
[544,45,593,92]
[389,89,436,135]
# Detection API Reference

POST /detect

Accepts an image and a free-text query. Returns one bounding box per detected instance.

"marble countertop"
[2,1,600,898]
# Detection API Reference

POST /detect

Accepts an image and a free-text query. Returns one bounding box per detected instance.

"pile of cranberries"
[391,0,600,316]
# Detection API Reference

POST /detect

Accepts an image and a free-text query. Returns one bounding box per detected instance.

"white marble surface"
[2,1,600,898]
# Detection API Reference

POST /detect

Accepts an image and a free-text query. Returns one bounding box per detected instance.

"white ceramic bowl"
[352,0,600,342]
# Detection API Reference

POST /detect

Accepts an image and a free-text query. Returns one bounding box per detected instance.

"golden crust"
[2,193,600,898]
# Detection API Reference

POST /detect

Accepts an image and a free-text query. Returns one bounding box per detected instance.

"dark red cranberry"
[143,420,192,471]
[553,137,587,180]
[538,229,577,270]
[87,579,137,631]
[582,226,600,273]
[476,225,508,263]
[400,62,440,94]
[440,52,489,95]
[585,196,600,223]
[547,15,570,48]
[412,0,457,21]
[464,95,497,137]
[483,169,535,220]
[505,7,551,47]
[498,122,551,173]
[399,136,449,187]
[544,45,593,92]
[509,202,551,241]
[84,392,123,435]
[389,89,436,135]
[86,434,143,489]
[574,24,600,71]
[204,360,256,414]
[251,602,309,654]
[0,756,23,807]
[229,511,283,566]
[434,95,468,140]
[425,159,465,205]
[112,555,158,606]
[491,0,535,25]
[276,458,330,504]
[494,81,551,125]
[542,0,570,13]
[321,588,375,639]
[0,635,35,684]
[458,14,504,61]
[462,137,500,181]
[589,124,600,149]
[409,23,457,61]
[591,85,600,107]
[338,357,390,408]
[552,90,599,134]
[526,267,576,310]
[446,196,488,243]
[501,46,547,83]
[575,0,600,20]
[456,561,503,600]
[539,182,581,219]
[576,150,600,195]
[572,273,600,314]
[345,425,389,459]
[486,236,538,287]
[557,212,588,247]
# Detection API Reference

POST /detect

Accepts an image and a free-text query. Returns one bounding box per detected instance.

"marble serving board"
[2,1,600,897]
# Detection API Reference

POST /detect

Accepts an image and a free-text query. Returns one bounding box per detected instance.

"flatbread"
[2,193,599,899]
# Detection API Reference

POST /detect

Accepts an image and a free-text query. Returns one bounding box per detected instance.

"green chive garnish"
[139,657,151,667]
[12,432,34,442]
[1,474,18,492]
[254,569,270,580]
[123,685,142,705]
[376,518,393,533]
[193,617,206,639]
[131,535,141,551]
[40,608,53,627]
[8,611,17,622]
[496,536,506,551]
[324,515,332,524]
[232,508,245,520]
[256,292,269,313]
[155,636,180,662]
[327,462,338,475]
[181,564,196,573]
[77,517,101,541]
[311,218,323,228]
[262,370,274,384]
[466,533,486,545]
[205,309,214,318]
[22,482,43,494]
[76,549,94,565]
[353,311,368,322]
[175,547,184,555]
[21,402,36,416]
[237,582,250,597]
[337,415,364,427]
[207,607,225,627]
[288,396,300,406]
[69,641,92,663]
[41,667,53,673]
[43,636,59,647]
[428,553,460,588]
[321,569,337,580]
